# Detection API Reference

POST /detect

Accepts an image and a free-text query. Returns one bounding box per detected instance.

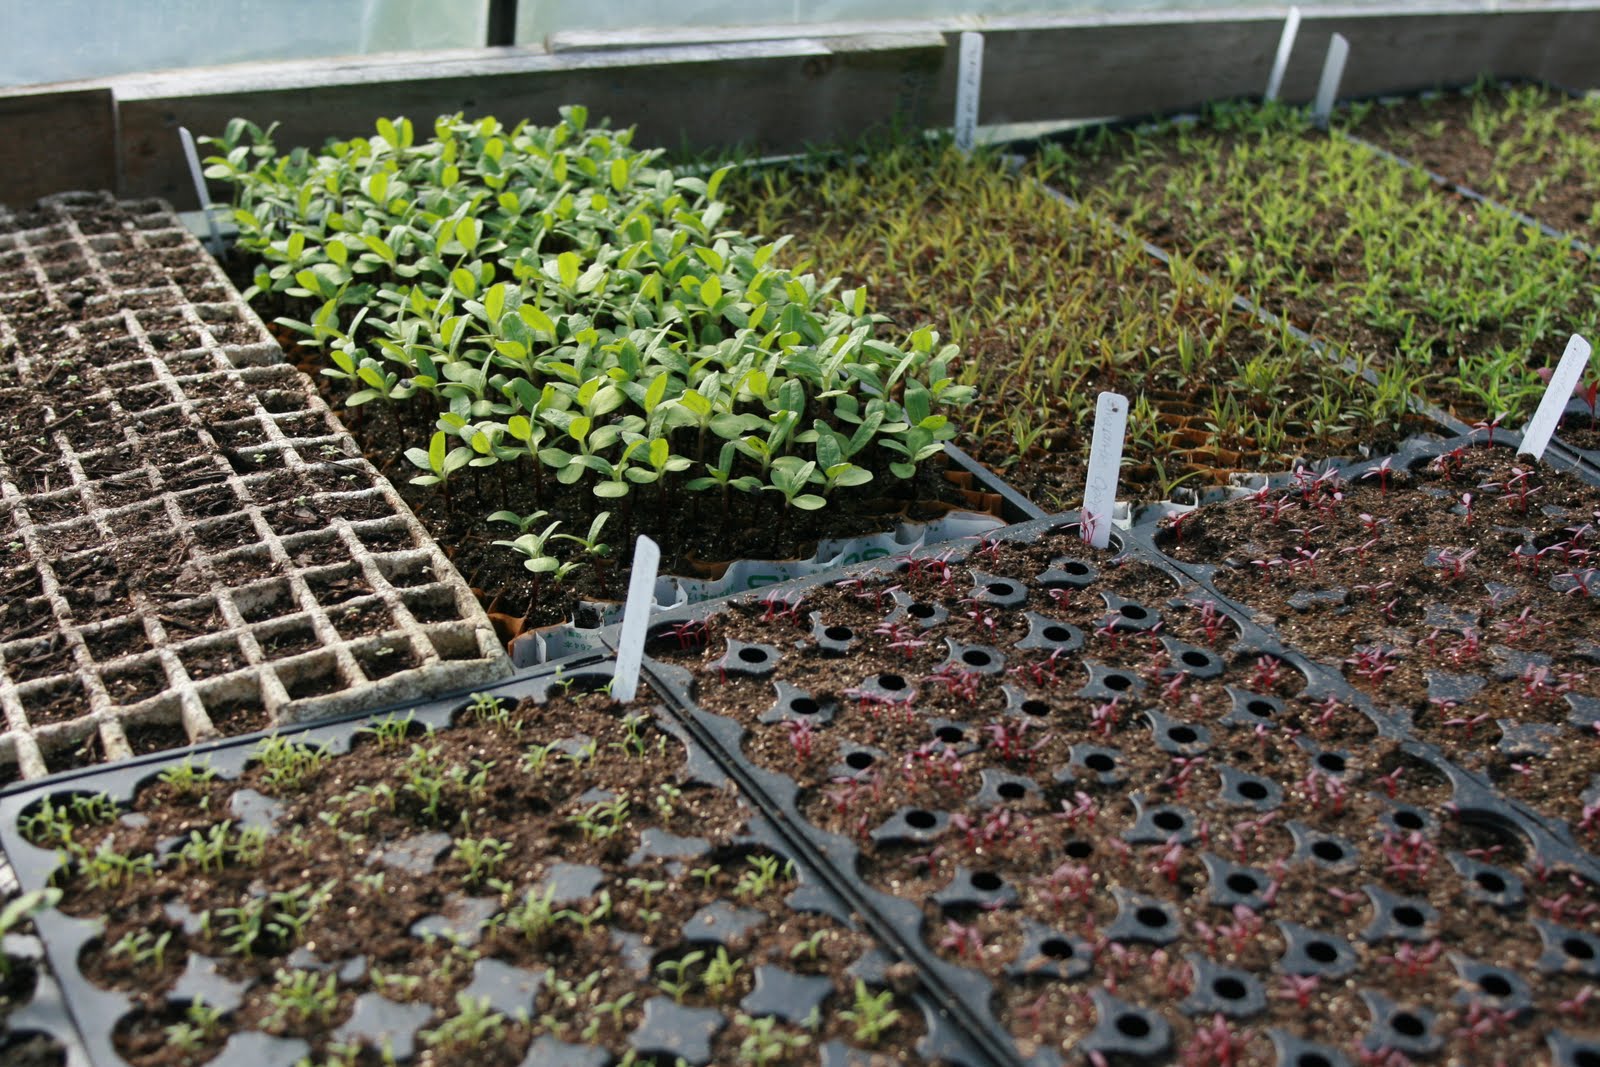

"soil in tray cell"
[1159,439,1600,836]
[1358,82,1600,249]
[17,682,932,1067]
[1052,102,1600,427]
[656,529,1600,1062]
[732,144,1419,512]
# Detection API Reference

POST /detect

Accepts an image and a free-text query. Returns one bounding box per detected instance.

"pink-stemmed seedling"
[1151,837,1186,884]
[666,618,709,650]
[1183,1013,1253,1067]
[1274,974,1320,1010]
[1363,457,1395,496]
[937,920,987,961]
[1326,886,1364,914]
[1375,766,1405,799]
[1250,656,1284,690]
[1089,698,1123,738]
[784,718,815,761]
[1473,412,1506,445]
[1442,711,1492,739]
[1056,791,1098,830]
[1377,941,1443,979]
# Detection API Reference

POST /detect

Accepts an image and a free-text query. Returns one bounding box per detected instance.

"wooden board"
[0,87,116,209]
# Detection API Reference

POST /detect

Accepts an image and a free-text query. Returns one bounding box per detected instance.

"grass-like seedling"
[1053,100,1600,424]
[739,141,1410,508]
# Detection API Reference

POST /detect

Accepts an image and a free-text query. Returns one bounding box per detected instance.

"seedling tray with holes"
[0,193,510,787]
[631,510,1600,1065]
[2,901,89,1067]
[0,653,984,1067]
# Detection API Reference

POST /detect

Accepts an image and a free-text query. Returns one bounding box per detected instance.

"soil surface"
[21,681,929,1066]
[1359,85,1600,248]
[655,528,1600,1063]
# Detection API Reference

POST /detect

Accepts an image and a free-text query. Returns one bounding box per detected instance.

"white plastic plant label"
[1312,33,1349,125]
[610,535,660,703]
[178,127,223,254]
[1264,7,1301,103]
[1082,391,1128,550]
[954,31,983,154]
[1519,333,1592,460]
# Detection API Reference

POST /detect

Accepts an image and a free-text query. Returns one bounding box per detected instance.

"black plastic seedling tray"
[0,652,985,1067]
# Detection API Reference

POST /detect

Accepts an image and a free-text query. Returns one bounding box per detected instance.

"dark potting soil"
[1159,442,1600,837]
[653,529,1594,1063]
[1357,85,1600,249]
[21,683,929,1067]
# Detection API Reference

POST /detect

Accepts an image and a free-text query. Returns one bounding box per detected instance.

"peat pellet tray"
[0,193,510,785]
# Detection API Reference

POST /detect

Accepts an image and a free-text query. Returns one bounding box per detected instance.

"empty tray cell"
[98,360,157,389]
[99,655,170,705]
[161,350,222,376]
[401,587,462,623]
[352,637,420,681]
[80,619,152,664]
[15,491,80,527]
[151,597,221,641]
[302,465,379,495]
[56,555,131,623]
[120,289,181,311]
[233,579,297,624]
[190,514,261,556]
[123,715,192,755]
[75,447,143,483]
[174,634,244,682]
[205,546,279,586]
[329,597,396,642]
[253,615,322,659]
[31,518,99,556]
[222,446,285,476]
[0,565,43,604]
[138,229,185,247]
[86,233,135,254]
[19,675,90,726]
[254,385,312,416]
[138,427,210,465]
[173,483,243,521]
[114,382,183,415]
[42,260,88,285]
[2,634,76,684]
[278,651,344,700]
[428,625,487,662]
[105,504,169,542]
[197,676,269,734]
[283,530,344,569]
[350,518,416,554]
[303,565,372,605]
[375,552,438,590]
[208,416,272,451]
[271,411,334,440]
[42,728,104,774]
[169,373,242,403]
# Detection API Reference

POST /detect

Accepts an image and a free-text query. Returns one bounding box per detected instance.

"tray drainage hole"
[1296,1056,1334,1067]
[1115,1013,1151,1039]
[1044,625,1073,642]
[909,603,936,619]
[998,782,1026,800]
[1225,873,1260,895]
[846,752,875,770]
[1564,937,1596,961]
[1316,753,1346,773]
[1393,906,1426,928]
[1152,811,1185,832]
[987,581,1017,597]
[1120,605,1149,620]
[1135,906,1170,929]
[1392,810,1425,831]
[824,626,853,641]
[1474,871,1506,893]
[972,871,1004,892]
[1306,940,1339,964]
[1022,700,1050,718]
[1391,1012,1426,1038]
[1213,977,1248,1001]
[878,673,906,691]
[1167,726,1198,744]
[962,649,993,667]
[1574,1050,1600,1067]
[1105,674,1133,691]
[1086,753,1116,773]
[1181,651,1210,667]
[1064,561,1091,575]
[1312,841,1346,863]
[739,647,769,664]
[1247,700,1276,717]
[790,697,820,716]
[906,810,938,829]
[1041,938,1075,959]
[1237,781,1269,801]
[1476,972,1513,997]
[936,726,966,743]
[1065,840,1094,859]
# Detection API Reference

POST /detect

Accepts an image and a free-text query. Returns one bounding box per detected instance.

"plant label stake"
[1311,33,1349,126]
[1519,333,1592,460]
[954,32,984,154]
[1082,392,1128,550]
[178,127,223,255]
[1264,6,1301,102]
[611,535,660,703]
